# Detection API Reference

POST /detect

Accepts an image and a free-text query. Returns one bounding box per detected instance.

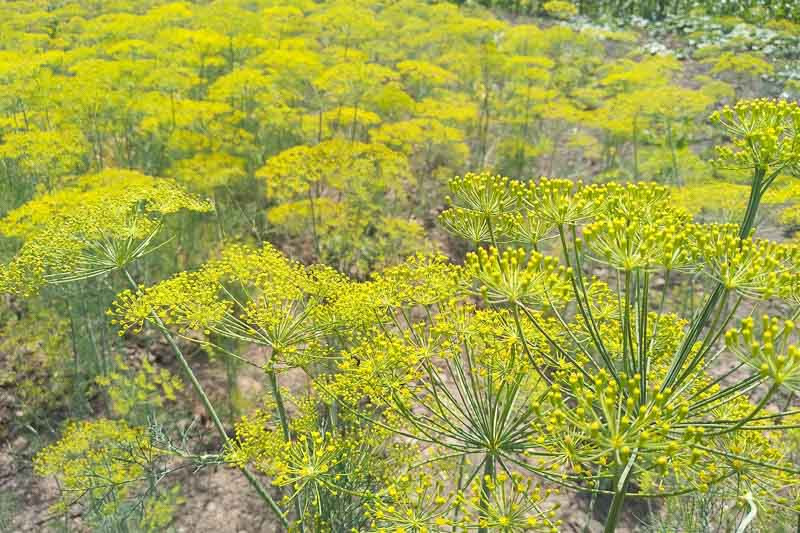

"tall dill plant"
[0,172,287,525]
[36,99,800,531]
[435,98,800,531]
[110,99,800,532]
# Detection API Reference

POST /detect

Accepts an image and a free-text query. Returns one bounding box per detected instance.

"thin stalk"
[739,165,766,239]
[604,485,628,532]
[122,269,287,528]
[267,362,305,532]
[559,225,617,382]
[452,455,468,525]
[632,112,639,181]
[706,384,779,437]
[661,285,726,391]
[666,119,679,185]
[664,161,764,392]
[512,305,551,382]
[637,270,649,405]
[478,455,495,533]
[583,486,599,533]
[604,453,637,533]
[267,368,291,441]
[622,269,634,375]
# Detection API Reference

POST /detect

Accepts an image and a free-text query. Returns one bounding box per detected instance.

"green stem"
[122,269,287,528]
[478,455,495,533]
[632,112,639,181]
[637,270,649,405]
[267,362,305,532]
[664,162,766,392]
[268,368,291,441]
[604,455,635,533]
[739,165,766,239]
[307,185,320,260]
[604,485,627,533]
[512,305,551,382]
[666,119,679,185]
[452,455,467,525]
[622,269,634,376]
[560,226,616,382]
[584,486,599,533]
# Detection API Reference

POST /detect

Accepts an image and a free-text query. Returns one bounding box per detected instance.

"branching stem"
[122,268,287,528]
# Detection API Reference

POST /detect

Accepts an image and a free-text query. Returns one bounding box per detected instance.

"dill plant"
[101,102,800,532]
[0,172,289,525]
[2,1,799,530]
[427,99,800,530]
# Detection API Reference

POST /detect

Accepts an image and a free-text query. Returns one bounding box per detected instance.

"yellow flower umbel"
[711,99,800,175]
[433,102,800,531]
[0,170,212,296]
[513,178,601,227]
[439,172,520,245]
[34,419,162,516]
[112,242,340,364]
[366,474,454,532]
[711,99,800,237]
[459,473,560,532]
[691,224,799,299]
[726,316,800,392]
[582,217,695,272]
[465,247,572,306]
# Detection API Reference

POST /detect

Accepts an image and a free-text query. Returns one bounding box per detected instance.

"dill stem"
[122,268,288,528]
[267,356,305,532]
[603,453,636,533]
[478,455,495,533]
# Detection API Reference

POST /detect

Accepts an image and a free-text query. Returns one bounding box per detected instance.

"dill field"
[3,1,800,531]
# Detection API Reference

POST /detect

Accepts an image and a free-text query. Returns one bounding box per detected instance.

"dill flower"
[440,172,521,246]
[366,474,454,532]
[446,172,519,218]
[34,419,162,516]
[367,253,463,308]
[327,332,427,407]
[112,243,339,362]
[513,177,601,226]
[711,98,800,174]
[439,207,517,245]
[726,316,800,391]
[0,170,212,239]
[507,211,555,247]
[582,217,695,272]
[458,473,560,532]
[465,247,572,306]
[691,225,799,299]
[433,133,800,530]
[599,182,689,223]
[0,170,212,295]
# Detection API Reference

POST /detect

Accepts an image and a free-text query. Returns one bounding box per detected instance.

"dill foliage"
[1,0,799,530]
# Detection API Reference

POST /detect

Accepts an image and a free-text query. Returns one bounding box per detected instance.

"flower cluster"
[711,98,800,173]
[0,170,212,295]
[459,473,561,532]
[465,247,572,306]
[112,243,342,363]
[726,316,800,391]
[430,112,800,528]
[692,225,799,298]
[582,217,695,272]
[514,178,601,226]
[34,419,161,515]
